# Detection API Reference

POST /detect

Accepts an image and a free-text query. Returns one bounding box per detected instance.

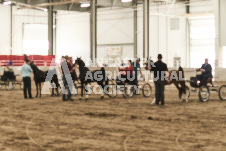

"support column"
[90,0,97,61]
[134,1,137,58]
[10,4,13,55]
[53,11,57,56]
[215,0,221,68]
[143,1,145,58]
[48,0,54,55]
[147,0,149,58]
[186,0,190,67]
[143,0,149,59]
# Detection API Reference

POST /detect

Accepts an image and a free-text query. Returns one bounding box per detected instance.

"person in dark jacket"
[196,58,213,86]
[151,54,168,106]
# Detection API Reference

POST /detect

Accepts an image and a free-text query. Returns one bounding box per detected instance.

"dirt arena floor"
[0,81,226,151]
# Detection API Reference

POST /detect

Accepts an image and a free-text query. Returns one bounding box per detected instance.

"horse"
[29,61,60,98]
[166,66,188,101]
[74,57,109,100]
[145,59,188,102]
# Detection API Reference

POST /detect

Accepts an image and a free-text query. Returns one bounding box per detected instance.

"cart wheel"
[123,83,134,98]
[107,84,117,98]
[199,86,210,102]
[142,83,152,97]
[219,85,226,101]
[180,86,190,101]
[6,80,15,91]
[20,81,24,90]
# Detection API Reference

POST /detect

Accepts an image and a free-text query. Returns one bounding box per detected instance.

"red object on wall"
[0,55,8,66]
[0,55,55,67]
[0,55,8,60]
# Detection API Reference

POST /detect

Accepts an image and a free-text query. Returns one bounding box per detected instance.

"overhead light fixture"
[43,8,48,12]
[3,1,12,5]
[122,0,132,2]
[80,3,90,7]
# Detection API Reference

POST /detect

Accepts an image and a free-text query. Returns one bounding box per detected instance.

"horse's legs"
[35,81,38,98]
[56,83,59,96]
[179,81,188,102]
[51,82,54,97]
[174,82,182,102]
[84,83,89,100]
[39,82,42,98]
[99,81,105,99]
[80,81,83,100]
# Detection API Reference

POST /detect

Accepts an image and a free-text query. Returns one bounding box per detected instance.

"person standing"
[21,60,33,99]
[61,56,74,101]
[151,54,168,106]
[132,58,143,86]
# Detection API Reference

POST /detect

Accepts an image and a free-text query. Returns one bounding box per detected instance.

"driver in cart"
[6,60,14,72]
[117,60,135,85]
[196,58,213,86]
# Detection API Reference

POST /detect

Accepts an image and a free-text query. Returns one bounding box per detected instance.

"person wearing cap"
[196,58,213,86]
[21,60,33,99]
[6,60,14,72]
[151,54,168,106]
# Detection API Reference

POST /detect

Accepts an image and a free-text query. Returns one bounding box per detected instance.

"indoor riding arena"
[0,0,226,151]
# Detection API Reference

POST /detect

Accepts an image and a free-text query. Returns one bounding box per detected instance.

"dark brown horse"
[24,55,60,98]
[145,59,189,102]
[74,57,109,100]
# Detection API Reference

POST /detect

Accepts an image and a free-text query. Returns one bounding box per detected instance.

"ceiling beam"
[21,0,83,9]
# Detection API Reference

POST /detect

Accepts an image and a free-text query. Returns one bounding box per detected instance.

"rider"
[118,60,134,84]
[4,60,15,81]
[196,58,213,86]
[6,60,14,72]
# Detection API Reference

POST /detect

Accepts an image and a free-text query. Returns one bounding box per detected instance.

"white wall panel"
[97,8,134,44]
[12,9,47,55]
[190,0,214,13]
[148,3,187,67]
[97,8,134,59]
[0,4,10,55]
[56,11,90,61]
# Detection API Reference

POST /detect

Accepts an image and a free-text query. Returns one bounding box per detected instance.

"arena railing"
[0,60,55,67]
